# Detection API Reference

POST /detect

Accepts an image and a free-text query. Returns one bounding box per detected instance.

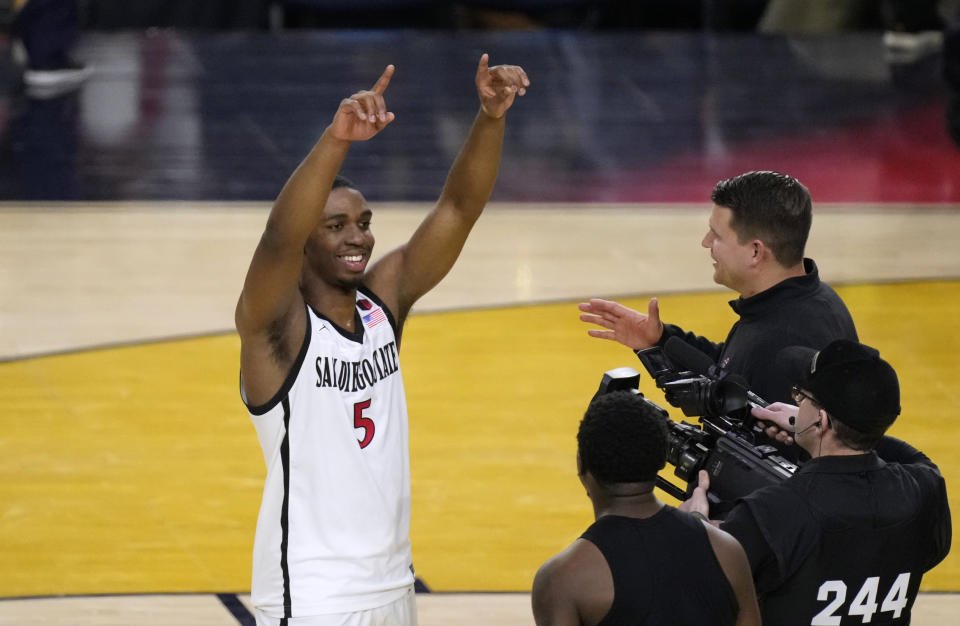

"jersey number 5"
[354,399,375,449]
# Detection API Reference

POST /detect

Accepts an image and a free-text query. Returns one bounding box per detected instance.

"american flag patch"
[362,307,386,328]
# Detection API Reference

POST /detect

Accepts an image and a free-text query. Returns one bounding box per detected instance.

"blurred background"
[1,0,959,202]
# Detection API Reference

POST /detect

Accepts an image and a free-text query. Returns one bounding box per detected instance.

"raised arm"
[365,54,529,321]
[235,66,395,404]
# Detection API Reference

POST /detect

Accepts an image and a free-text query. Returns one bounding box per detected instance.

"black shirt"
[721,438,951,625]
[581,507,738,625]
[655,258,857,405]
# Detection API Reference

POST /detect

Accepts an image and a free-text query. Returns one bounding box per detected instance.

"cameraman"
[681,339,952,625]
[579,171,857,408]
[532,391,760,626]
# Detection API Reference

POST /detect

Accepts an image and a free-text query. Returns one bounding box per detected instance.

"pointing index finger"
[371,64,395,95]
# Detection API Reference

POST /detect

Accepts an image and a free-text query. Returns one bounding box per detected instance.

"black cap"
[780,340,901,434]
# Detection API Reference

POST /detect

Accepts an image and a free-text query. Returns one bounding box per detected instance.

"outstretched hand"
[330,64,397,142]
[476,53,529,119]
[578,297,664,350]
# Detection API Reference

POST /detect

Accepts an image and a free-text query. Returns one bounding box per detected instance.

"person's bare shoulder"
[532,539,612,626]
[703,521,750,573]
[702,522,761,625]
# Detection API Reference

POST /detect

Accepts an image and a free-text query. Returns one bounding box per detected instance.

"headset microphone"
[792,419,820,436]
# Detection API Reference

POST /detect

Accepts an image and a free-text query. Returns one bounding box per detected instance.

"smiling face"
[304,186,375,291]
[701,204,756,294]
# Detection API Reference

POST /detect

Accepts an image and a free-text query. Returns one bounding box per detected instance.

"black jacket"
[654,258,857,405]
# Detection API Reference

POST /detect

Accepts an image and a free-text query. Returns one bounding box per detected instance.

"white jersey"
[243,287,413,618]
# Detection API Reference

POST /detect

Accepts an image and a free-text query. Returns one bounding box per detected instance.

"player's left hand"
[476,53,529,119]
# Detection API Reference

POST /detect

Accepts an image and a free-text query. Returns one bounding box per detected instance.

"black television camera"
[594,337,798,516]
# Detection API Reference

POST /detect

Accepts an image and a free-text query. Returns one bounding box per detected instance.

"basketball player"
[235,56,529,625]
[532,391,760,626]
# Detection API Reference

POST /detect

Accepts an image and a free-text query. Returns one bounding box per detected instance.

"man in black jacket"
[681,339,952,626]
[579,170,857,408]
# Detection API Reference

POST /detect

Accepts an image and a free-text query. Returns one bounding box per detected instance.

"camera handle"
[655,475,688,500]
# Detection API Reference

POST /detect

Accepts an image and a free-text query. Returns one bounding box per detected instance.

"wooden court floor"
[1,202,958,624]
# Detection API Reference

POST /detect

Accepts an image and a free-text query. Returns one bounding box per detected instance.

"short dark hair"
[829,417,884,451]
[332,174,358,191]
[577,391,668,485]
[711,170,812,266]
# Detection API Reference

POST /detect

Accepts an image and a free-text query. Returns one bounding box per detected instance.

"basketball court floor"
[1,27,958,625]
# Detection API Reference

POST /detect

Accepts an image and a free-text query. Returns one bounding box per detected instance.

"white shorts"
[254,589,418,626]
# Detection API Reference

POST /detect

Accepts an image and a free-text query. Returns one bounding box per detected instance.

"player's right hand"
[330,64,396,142]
